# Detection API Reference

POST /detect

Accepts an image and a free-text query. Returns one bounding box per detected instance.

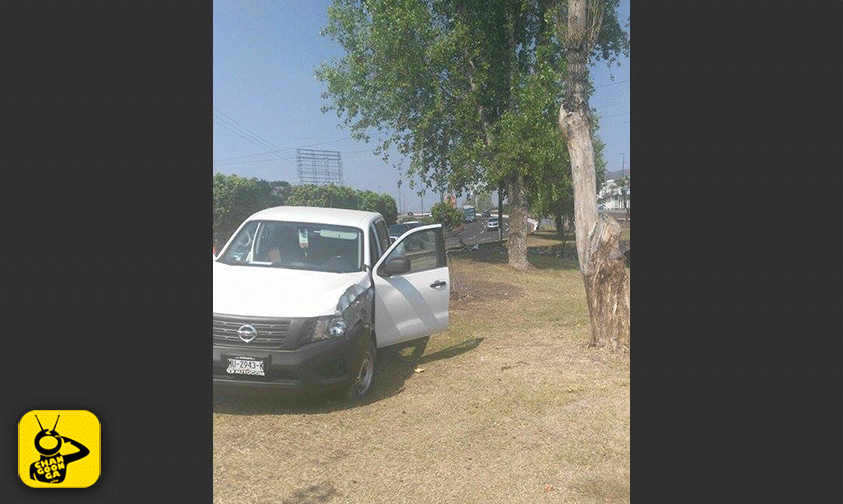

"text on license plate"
[226,357,265,376]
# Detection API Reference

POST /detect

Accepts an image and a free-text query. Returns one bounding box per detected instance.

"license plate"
[226,356,265,376]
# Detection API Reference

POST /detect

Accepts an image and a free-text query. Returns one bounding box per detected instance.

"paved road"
[445,217,509,249]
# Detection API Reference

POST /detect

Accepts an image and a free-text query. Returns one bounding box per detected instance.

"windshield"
[218,220,364,273]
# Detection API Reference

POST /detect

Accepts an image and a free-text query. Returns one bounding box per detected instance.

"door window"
[384,228,445,273]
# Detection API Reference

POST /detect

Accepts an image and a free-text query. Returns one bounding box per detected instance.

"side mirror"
[378,257,410,277]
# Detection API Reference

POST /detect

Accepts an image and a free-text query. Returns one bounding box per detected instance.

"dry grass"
[213,252,629,504]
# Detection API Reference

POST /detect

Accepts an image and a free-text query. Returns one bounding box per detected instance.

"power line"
[213,116,296,163]
[594,79,630,89]
[600,112,630,119]
[213,119,296,163]
[213,158,294,167]
[213,108,297,162]
[594,101,627,109]
[212,135,386,164]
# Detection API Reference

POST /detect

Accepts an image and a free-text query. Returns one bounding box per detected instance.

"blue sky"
[214,0,629,213]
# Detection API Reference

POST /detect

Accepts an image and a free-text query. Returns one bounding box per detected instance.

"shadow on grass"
[419,337,483,365]
[527,254,581,271]
[449,241,580,271]
[281,481,337,504]
[213,337,484,415]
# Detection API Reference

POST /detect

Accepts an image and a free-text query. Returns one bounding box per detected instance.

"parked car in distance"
[388,221,423,242]
[214,206,449,401]
[486,218,499,231]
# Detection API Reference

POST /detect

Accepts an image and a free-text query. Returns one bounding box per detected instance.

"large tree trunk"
[560,107,629,349]
[560,0,629,350]
[582,214,629,349]
[559,107,598,263]
[505,173,531,270]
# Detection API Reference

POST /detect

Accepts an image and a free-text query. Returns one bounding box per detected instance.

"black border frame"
[1,2,213,502]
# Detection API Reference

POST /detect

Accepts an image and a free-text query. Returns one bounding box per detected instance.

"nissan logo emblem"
[237,324,257,343]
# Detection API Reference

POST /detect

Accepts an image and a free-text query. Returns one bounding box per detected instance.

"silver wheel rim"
[354,351,373,395]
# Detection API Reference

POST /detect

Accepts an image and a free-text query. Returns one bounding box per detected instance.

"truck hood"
[213,262,370,318]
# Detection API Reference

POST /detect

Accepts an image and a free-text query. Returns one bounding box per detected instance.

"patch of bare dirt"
[449,278,524,304]
[449,273,525,308]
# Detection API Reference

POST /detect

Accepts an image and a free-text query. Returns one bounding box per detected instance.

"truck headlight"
[312,315,347,341]
[308,283,372,343]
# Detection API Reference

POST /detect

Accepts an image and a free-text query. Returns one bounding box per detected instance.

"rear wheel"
[344,338,376,401]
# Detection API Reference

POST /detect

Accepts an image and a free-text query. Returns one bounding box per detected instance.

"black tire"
[344,338,376,401]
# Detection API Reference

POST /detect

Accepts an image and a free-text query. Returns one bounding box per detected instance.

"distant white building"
[598,178,630,210]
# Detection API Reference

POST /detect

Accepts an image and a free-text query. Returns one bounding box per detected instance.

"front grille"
[213,315,291,349]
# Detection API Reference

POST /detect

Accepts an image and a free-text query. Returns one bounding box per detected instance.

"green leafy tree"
[357,190,381,214]
[317,0,573,270]
[357,190,398,225]
[375,193,398,225]
[430,201,464,231]
[286,183,360,209]
[286,184,398,224]
[472,191,494,213]
[256,179,292,207]
[213,174,264,250]
[532,134,605,240]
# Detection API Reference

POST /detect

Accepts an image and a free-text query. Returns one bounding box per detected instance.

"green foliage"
[214,174,398,249]
[316,0,623,215]
[213,174,266,249]
[430,202,464,230]
[473,191,493,213]
[286,183,360,209]
[286,183,398,224]
[256,179,292,207]
[316,0,627,266]
[358,190,398,225]
[376,193,398,225]
[317,0,563,195]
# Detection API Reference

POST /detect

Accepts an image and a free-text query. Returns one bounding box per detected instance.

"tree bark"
[559,0,629,350]
[559,106,598,263]
[560,95,629,351]
[505,173,531,270]
[582,214,629,349]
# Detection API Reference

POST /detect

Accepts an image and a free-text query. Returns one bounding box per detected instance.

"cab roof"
[246,206,383,229]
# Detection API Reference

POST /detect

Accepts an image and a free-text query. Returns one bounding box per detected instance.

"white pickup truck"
[213,206,449,400]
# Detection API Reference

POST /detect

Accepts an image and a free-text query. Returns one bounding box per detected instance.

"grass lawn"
[213,249,629,504]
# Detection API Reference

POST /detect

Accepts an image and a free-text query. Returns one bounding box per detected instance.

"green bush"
[430,202,464,230]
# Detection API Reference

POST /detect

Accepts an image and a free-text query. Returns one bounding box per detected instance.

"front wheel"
[344,338,376,401]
